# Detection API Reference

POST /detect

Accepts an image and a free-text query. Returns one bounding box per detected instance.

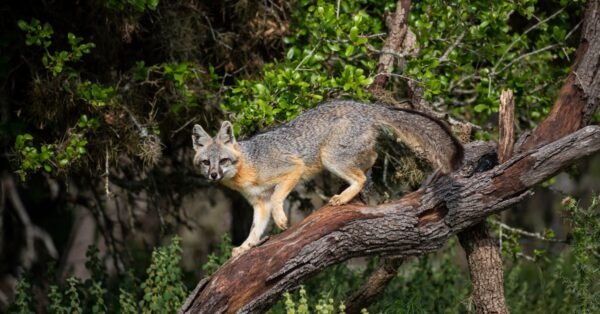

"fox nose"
[210,172,218,180]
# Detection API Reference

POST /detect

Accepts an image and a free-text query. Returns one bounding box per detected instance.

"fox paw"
[329,194,347,206]
[231,244,251,258]
[272,210,289,230]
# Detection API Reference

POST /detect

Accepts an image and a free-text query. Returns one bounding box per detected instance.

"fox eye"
[201,160,210,166]
[219,158,230,164]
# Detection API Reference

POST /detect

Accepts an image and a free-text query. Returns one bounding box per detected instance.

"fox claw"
[275,219,288,230]
[272,210,289,230]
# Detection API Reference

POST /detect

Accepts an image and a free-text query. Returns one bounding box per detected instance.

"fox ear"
[192,124,211,150]
[216,121,236,145]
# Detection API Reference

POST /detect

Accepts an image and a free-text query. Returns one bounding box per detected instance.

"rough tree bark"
[458,224,507,314]
[519,0,600,151]
[181,1,600,313]
[368,0,412,94]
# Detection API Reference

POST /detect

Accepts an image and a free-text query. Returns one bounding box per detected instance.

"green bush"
[10,237,187,314]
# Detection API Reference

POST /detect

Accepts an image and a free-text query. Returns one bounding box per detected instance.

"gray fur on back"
[239,100,462,175]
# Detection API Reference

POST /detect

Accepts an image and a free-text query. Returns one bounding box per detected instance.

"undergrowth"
[9,196,599,313]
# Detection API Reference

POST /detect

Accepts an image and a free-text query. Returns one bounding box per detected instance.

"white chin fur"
[222,169,237,180]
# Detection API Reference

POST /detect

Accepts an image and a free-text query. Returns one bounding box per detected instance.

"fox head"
[192,121,240,182]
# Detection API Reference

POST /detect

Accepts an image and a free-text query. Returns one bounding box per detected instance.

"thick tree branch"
[458,223,507,314]
[519,0,600,151]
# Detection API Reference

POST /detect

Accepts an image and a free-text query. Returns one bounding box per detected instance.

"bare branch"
[493,8,565,73]
[369,0,412,92]
[4,175,58,268]
[498,44,560,74]
[344,257,404,314]
[499,89,516,163]
[439,31,466,63]
[490,220,566,243]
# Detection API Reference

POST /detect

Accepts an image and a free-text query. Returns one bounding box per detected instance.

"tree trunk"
[458,224,507,314]
[457,89,515,314]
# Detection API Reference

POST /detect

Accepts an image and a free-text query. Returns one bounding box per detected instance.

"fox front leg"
[270,163,304,230]
[232,200,271,257]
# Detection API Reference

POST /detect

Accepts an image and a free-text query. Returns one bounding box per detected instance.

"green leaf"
[17,20,28,31]
[344,45,355,57]
[474,104,489,113]
[349,26,359,42]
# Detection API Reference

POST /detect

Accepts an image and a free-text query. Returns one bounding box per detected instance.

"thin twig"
[373,72,421,83]
[294,40,322,71]
[565,20,583,40]
[439,31,466,63]
[490,220,566,243]
[498,44,560,74]
[493,8,565,73]
[171,117,199,138]
[120,104,148,138]
[104,146,113,198]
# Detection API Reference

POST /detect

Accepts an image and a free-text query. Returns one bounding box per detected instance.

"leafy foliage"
[17,19,95,76]
[105,0,160,12]
[139,236,187,313]
[11,237,186,313]
[221,0,388,133]
[282,286,351,314]
[11,277,33,314]
[202,233,233,275]
[405,0,584,133]
[13,20,98,180]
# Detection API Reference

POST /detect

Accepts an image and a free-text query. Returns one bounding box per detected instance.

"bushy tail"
[380,107,464,174]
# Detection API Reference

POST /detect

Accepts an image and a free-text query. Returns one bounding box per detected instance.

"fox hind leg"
[321,123,377,206]
[327,167,367,205]
[323,150,375,206]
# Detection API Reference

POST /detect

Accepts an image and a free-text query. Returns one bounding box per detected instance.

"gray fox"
[192,100,463,256]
